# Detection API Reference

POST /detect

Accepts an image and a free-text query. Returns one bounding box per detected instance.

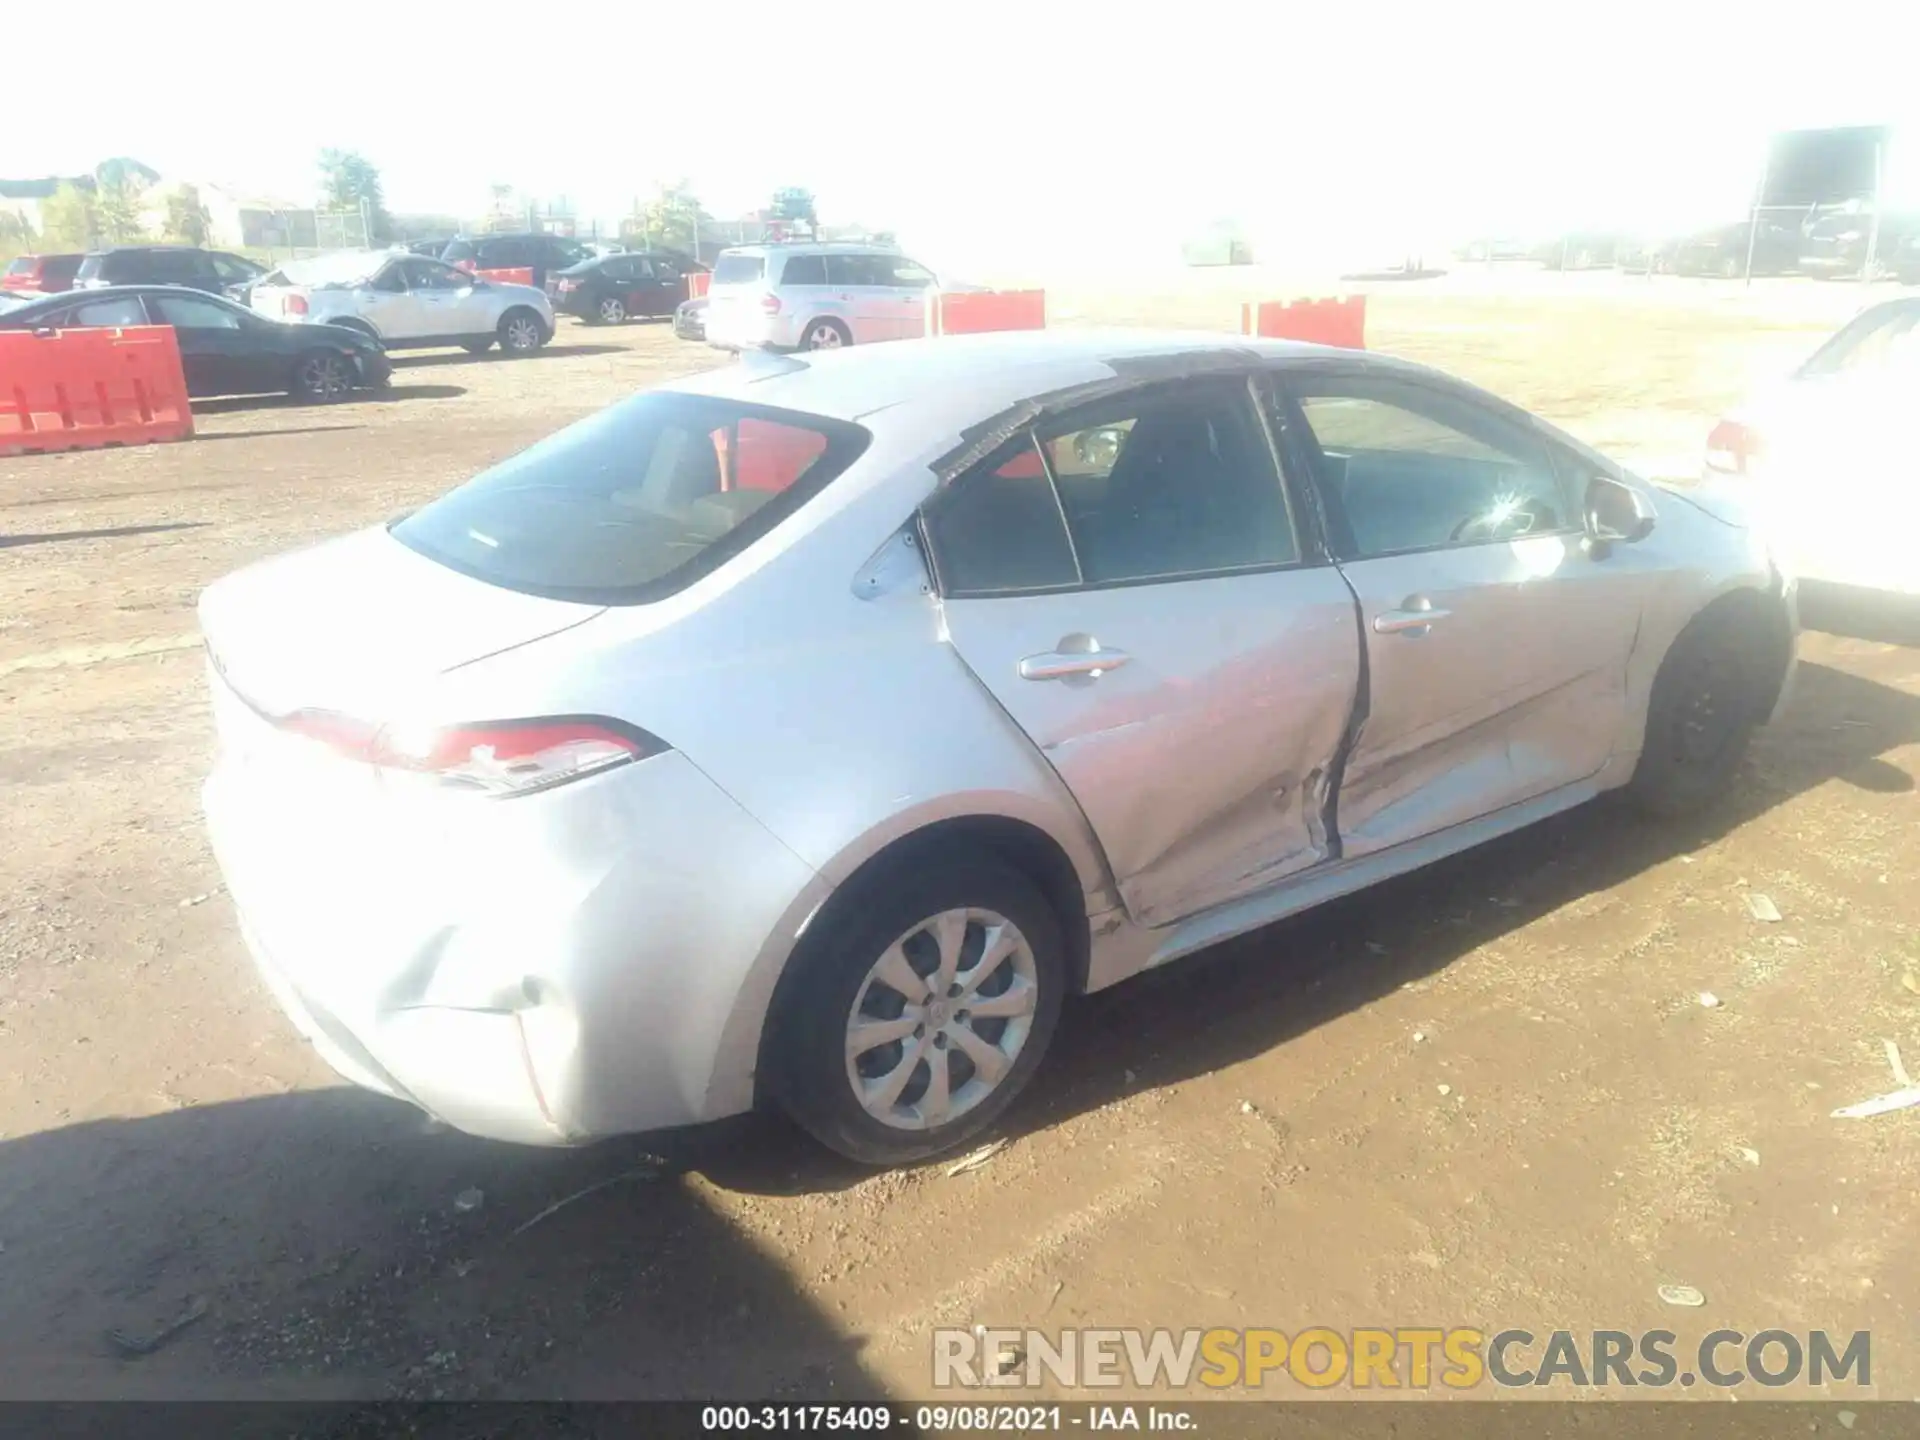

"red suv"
[2,253,83,293]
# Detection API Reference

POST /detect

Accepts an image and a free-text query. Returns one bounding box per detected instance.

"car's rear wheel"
[291,351,353,402]
[498,309,546,356]
[768,856,1066,1166]
[1628,606,1773,816]
[800,318,851,351]
[595,296,626,324]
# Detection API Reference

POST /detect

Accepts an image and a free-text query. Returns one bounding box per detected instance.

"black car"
[74,245,267,300]
[1800,211,1920,280]
[1670,219,1806,278]
[549,251,695,323]
[674,295,707,341]
[0,286,390,402]
[440,233,590,289]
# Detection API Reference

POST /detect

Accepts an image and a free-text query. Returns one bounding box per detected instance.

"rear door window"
[4,258,33,279]
[391,393,870,604]
[54,296,152,327]
[779,254,828,286]
[825,254,887,286]
[712,254,765,285]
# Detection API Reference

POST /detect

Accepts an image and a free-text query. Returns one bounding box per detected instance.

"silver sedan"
[198,331,1797,1165]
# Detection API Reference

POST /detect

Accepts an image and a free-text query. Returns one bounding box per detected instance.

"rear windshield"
[391,392,870,605]
[4,257,33,277]
[712,254,765,285]
[74,254,104,281]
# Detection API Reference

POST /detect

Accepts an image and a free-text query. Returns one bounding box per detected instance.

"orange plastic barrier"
[926,289,1046,336]
[0,326,194,457]
[477,267,534,287]
[1241,296,1366,349]
[712,418,828,493]
[687,271,711,300]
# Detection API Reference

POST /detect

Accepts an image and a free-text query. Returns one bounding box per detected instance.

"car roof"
[662,329,1407,427]
[720,242,899,259]
[0,284,249,317]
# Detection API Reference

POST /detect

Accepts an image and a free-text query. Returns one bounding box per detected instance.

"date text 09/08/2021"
[700,1404,1191,1431]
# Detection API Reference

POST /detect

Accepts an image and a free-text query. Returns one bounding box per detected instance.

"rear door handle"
[1019,648,1132,680]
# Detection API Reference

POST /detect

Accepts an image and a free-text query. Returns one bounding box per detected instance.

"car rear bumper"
[202,717,821,1146]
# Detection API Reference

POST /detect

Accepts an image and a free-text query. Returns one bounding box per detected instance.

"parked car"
[1705,297,1920,595]
[406,238,455,258]
[674,296,707,341]
[704,242,946,351]
[0,285,389,401]
[1536,233,1621,270]
[548,251,693,324]
[250,251,554,356]
[440,233,590,289]
[1615,236,1678,275]
[1798,211,1920,280]
[196,330,1797,1165]
[2,252,82,292]
[73,245,266,300]
[1670,219,1806,278]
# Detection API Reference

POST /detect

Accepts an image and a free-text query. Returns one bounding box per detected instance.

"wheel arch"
[706,806,1104,1120]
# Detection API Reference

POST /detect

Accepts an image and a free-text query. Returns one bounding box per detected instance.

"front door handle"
[1019,648,1132,681]
[1373,598,1451,635]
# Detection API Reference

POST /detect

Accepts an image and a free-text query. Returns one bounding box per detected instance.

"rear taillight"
[759,292,782,315]
[1705,418,1764,475]
[284,293,310,316]
[275,711,664,797]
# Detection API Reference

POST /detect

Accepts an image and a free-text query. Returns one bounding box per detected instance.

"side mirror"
[1585,474,1656,554]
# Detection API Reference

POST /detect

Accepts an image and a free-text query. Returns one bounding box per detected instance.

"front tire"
[1628,607,1770,817]
[800,317,851,351]
[768,856,1066,1166]
[497,308,546,356]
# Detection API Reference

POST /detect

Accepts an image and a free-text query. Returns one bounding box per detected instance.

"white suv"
[251,251,555,356]
[704,243,943,352]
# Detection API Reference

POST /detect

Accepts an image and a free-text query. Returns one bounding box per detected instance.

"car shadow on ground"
[1799,582,1920,647]
[0,522,208,551]
[191,385,466,416]
[0,1090,883,1410]
[393,345,626,370]
[688,657,1920,1198]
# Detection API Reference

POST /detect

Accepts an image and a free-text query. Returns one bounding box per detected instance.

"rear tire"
[290,351,353,403]
[800,318,851,351]
[767,855,1066,1166]
[497,308,546,356]
[1627,606,1772,817]
[595,296,626,324]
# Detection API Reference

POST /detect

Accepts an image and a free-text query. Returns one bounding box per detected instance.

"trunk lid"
[199,526,603,720]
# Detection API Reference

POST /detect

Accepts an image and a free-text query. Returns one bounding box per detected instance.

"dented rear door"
[931,377,1361,929]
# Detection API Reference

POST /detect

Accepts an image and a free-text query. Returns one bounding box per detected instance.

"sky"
[6,0,1919,277]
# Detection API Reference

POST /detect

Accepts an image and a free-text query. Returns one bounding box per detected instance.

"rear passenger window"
[925,381,1300,595]
[59,297,149,328]
[824,254,885,286]
[780,255,827,285]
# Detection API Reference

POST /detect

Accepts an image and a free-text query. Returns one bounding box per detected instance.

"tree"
[0,210,35,262]
[319,149,391,242]
[637,181,709,256]
[94,157,160,191]
[39,182,100,249]
[771,186,817,228]
[93,179,148,243]
[163,184,213,246]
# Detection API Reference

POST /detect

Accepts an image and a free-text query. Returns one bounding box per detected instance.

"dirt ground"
[3,277,1918,1409]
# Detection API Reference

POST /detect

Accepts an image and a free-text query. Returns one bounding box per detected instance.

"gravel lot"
[2,280,1917,1407]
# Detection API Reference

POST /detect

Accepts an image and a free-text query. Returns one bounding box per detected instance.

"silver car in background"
[199,332,1796,1166]
[704,242,944,352]
[1707,297,1920,596]
[250,250,555,356]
